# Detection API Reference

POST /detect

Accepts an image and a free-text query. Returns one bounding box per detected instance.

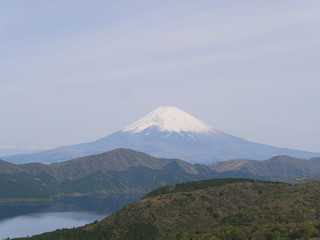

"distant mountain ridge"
[0,149,216,205]
[210,155,320,179]
[2,149,320,206]
[2,106,319,164]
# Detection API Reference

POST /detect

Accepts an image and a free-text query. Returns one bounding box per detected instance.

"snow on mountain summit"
[122,106,215,134]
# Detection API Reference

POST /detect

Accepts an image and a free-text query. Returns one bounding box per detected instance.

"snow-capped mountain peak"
[122,106,215,134]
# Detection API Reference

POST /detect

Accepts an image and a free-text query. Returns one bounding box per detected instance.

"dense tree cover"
[0,174,52,204]
[0,149,217,205]
[2,149,320,206]
[209,155,320,179]
[280,173,320,184]
[144,178,257,198]
[14,178,320,240]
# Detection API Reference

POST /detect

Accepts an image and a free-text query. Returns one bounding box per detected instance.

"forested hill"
[2,149,320,205]
[15,178,320,240]
[210,155,320,179]
[0,148,218,205]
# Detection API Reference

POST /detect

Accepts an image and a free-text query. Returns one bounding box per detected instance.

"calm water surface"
[0,193,145,240]
[0,211,106,240]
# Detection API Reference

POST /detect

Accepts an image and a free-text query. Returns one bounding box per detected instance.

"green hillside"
[2,149,320,206]
[210,155,320,179]
[280,174,320,184]
[0,149,218,205]
[14,178,320,240]
[0,174,52,205]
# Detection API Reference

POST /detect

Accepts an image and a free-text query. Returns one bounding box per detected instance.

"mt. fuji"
[3,106,319,164]
[122,106,214,134]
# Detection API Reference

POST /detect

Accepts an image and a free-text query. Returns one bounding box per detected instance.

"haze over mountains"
[2,106,319,164]
[0,145,53,157]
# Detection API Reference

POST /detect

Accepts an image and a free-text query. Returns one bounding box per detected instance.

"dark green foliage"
[144,178,257,198]
[3,149,320,206]
[280,173,320,184]
[0,174,52,204]
[3,149,320,239]
[210,155,320,180]
[123,223,158,240]
[264,231,280,240]
[14,178,320,240]
[0,149,219,205]
[14,225,114,240]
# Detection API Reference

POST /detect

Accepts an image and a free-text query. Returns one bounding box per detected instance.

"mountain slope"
[122,106,214,134]
[210,155,320,179]
[0,149,220,205]
[2,149,320,205]
[3,106,319,164]
[15,178,320,240]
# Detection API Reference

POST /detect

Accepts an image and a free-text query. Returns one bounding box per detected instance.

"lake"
[0,211,106,239]
[0,193,145,239]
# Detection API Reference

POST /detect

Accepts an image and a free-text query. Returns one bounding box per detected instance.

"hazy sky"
[1,1,320,153]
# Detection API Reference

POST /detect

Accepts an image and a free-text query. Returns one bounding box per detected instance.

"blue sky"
[1,0,320,153]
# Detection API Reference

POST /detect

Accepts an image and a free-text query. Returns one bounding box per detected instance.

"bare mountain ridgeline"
[2,106,319,164]
[1,148,320,206]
